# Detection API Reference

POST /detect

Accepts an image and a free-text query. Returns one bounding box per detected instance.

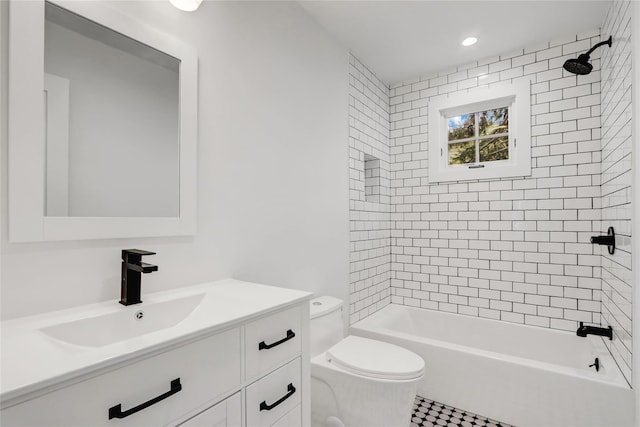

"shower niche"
[364,154,382,203]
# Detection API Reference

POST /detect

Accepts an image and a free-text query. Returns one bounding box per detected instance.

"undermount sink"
[39,293,206,347]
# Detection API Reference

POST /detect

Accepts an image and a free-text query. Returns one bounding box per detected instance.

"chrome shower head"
[563,36,612,75]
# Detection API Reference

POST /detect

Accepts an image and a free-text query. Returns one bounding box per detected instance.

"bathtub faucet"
[576,322,613,340]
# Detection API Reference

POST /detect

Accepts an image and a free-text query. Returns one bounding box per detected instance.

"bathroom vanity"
[0,279,312,426]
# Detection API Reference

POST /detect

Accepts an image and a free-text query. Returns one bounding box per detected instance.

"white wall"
[0,1,350,320]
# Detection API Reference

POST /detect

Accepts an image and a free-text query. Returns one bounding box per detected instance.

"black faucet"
[120,249,158,306]
[576,322,613,340]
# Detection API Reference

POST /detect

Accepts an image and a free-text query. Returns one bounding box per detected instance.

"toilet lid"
[325,336,425,381]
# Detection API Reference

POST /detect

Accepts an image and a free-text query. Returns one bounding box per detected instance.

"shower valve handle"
[590,227,615,255]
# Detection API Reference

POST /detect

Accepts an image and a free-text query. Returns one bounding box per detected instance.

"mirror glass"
[43,2,180,218]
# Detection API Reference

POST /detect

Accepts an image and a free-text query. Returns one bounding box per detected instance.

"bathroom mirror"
[8,0,197,242]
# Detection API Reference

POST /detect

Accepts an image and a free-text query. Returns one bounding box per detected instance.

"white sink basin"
[40,293,205,347]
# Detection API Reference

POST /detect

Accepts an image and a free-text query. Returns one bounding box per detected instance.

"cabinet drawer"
[246,358,301,427]
[245,306,301,379]
[271,404,301,427]
[1,328,241,427]
[178,392,241,427]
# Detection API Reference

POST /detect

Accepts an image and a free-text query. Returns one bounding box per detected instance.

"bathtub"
[350,304,634,427]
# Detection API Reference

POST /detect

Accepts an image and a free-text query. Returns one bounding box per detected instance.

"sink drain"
[135,310,144,320]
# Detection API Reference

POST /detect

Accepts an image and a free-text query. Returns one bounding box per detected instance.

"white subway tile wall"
[348,4,634,385]
[388,31,604,332]
[600,0,633,384]
[349,55,392,323]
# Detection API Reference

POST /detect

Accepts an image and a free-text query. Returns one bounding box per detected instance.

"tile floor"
[411,396,513,427]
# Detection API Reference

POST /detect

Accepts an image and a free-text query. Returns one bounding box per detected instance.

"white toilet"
[309,296,425,427]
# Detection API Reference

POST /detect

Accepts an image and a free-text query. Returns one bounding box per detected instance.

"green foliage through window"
[447,107,509,165]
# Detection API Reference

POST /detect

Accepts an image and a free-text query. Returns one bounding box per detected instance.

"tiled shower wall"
[600,0,633,383]
[348,55,392,323]
[388,31,605,331]
[347,1,635,385]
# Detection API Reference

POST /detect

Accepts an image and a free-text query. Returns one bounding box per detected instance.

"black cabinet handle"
[259,383,296,411]
[258,329,295,350]
[108,378,182,420]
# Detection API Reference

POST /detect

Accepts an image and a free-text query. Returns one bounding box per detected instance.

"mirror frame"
[8,0,198,242]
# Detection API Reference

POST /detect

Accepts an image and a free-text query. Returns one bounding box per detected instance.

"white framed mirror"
[8,0,198,242]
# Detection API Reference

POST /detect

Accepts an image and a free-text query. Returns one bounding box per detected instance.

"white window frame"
[428,80,531,183]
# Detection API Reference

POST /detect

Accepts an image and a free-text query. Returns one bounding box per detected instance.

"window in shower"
[427,80,531,183]
[447,107,509,166]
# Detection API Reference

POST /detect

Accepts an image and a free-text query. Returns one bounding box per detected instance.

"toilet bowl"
[309,296,425,427]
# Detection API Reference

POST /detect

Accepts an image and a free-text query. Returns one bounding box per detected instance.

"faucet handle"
[123,249,156,256]
[122,249,156,263]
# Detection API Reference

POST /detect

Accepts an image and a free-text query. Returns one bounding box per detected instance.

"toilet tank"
[309,296,344,357]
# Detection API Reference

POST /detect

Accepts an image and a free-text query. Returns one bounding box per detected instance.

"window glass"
[448,140,476,165]
[479,136,509,162]
[447,107,509,166]
[447,114,474,141]
[479,108,508,136]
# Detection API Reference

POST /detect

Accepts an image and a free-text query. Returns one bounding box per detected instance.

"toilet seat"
[325,335,425,381]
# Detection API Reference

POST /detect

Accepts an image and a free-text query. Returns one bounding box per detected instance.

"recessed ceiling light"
[462,37,478,47]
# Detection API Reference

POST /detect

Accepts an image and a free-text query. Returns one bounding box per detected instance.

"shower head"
[563,54,593,75]
[563,36,612,75]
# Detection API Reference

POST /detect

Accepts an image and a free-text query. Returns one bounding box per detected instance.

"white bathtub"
[351,304,634,427]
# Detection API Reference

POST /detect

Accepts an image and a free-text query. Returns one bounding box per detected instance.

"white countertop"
[1,279,312,407]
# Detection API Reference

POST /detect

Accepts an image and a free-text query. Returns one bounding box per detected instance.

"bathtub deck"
[412,396,513,427]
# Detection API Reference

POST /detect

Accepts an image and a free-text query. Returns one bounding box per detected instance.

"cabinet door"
[271,404,301,427]
[245,306,302,380]
[246,358,301,427]
[1,329,241,427]
[178,393,241,427]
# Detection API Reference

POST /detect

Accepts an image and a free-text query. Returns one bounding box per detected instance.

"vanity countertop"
[0,279,312,407]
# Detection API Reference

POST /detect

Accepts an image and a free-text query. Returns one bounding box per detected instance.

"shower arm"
[585,36,612,56]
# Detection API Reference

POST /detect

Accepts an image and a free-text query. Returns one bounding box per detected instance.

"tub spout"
[576,322,613,340]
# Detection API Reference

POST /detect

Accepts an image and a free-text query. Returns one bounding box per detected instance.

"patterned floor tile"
[411,396,513,427]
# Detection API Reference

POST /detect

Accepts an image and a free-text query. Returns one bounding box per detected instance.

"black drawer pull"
[108,378,182,420]
[259,383,296,411]
[258,329,295,350]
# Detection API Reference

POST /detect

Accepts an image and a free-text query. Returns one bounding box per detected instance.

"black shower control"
[590,227,615,255]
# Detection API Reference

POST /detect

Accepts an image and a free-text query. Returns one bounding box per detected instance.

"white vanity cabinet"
[178,393,241,427]
[1,289,310,427]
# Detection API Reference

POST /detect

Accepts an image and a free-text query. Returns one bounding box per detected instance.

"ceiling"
[299,1,610,84]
